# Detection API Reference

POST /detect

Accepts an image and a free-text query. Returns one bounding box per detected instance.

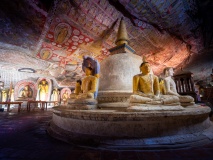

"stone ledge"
[127,105,185,112]
[47,120,213,150]
[52,105,211,121]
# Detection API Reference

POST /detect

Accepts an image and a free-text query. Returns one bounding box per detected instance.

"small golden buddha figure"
[74,80,82,95]
[70,80,82,99]
[2,90,7,102]
[159,78,166,95]
[130,62,179,105]
[163,67,194,104]
[10,89,15,102]
[62,90,69,104]
[20,85,32,98]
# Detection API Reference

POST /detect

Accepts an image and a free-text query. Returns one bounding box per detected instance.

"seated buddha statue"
[130,62,180,105]
[17,85,33,100]
[163,67,194,105]
[68,56,100,108]
[21,85,32,98]
[72,67,98,99]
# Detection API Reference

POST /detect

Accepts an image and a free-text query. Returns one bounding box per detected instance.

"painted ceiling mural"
[0,0,212,88]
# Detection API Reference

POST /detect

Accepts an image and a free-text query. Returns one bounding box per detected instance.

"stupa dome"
[99,53,142,91]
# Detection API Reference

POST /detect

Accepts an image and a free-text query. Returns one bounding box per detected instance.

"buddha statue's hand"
[135,91,153,98]
[78,93,88,99]
[87,93,94,99]
[153,95,160,100]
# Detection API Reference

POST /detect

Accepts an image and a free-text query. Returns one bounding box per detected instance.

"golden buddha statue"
[70,55,100,101]
[163,67,194,104]
[10,89,15,102]
[38,79,49,101]
[130,62,180,105]
[2,90,7,102]
[68,56,99,109]
[74,67,98,99]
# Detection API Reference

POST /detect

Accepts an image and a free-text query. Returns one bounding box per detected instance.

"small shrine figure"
[62,90,70,104]
[37,79,49,101]
[51,88,60,103]
[20,85,33,98]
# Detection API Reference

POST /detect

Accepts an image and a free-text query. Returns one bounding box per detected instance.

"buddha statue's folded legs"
[179,95,194,103]
[163,67,195,106]
[130,94,180,105]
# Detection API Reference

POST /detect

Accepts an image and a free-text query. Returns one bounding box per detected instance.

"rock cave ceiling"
[0,0,213,88]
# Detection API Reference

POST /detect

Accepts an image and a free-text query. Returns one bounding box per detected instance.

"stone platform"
[47,105,213,150]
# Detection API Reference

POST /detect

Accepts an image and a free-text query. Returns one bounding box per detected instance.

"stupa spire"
[109,18,135,54]
[115,17,129,46]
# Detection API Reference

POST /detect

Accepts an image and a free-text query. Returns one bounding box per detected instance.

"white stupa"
[98,18,142,109]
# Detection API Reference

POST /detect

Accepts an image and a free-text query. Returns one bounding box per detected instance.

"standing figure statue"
[10,89,15,102]
[51,88,60,103]
[2,90,7,102]
[163,67,194,105]
[37,79,49,101]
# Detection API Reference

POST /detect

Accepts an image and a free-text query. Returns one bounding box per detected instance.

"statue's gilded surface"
[70,56,100,101]
[37,79,49,101]
[130,62,180,105]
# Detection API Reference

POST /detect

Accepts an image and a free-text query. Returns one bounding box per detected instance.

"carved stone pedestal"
[47,105,213,150]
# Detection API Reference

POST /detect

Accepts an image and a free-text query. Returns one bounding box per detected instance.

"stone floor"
[0,109,213,160]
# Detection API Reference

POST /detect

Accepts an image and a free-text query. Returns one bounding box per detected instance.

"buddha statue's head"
[41,79,47,85]
[85,67,93,76]
[164,67,174,77]
[140,62,150,75]
[24,85,30,90]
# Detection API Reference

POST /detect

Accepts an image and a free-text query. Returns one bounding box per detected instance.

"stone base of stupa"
[127,104,185,111]
[47,105,213,150]
[97,90,132,110]
[63,98,98,110]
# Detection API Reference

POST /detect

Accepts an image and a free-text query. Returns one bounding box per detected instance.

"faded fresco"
[0,0,212,87]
